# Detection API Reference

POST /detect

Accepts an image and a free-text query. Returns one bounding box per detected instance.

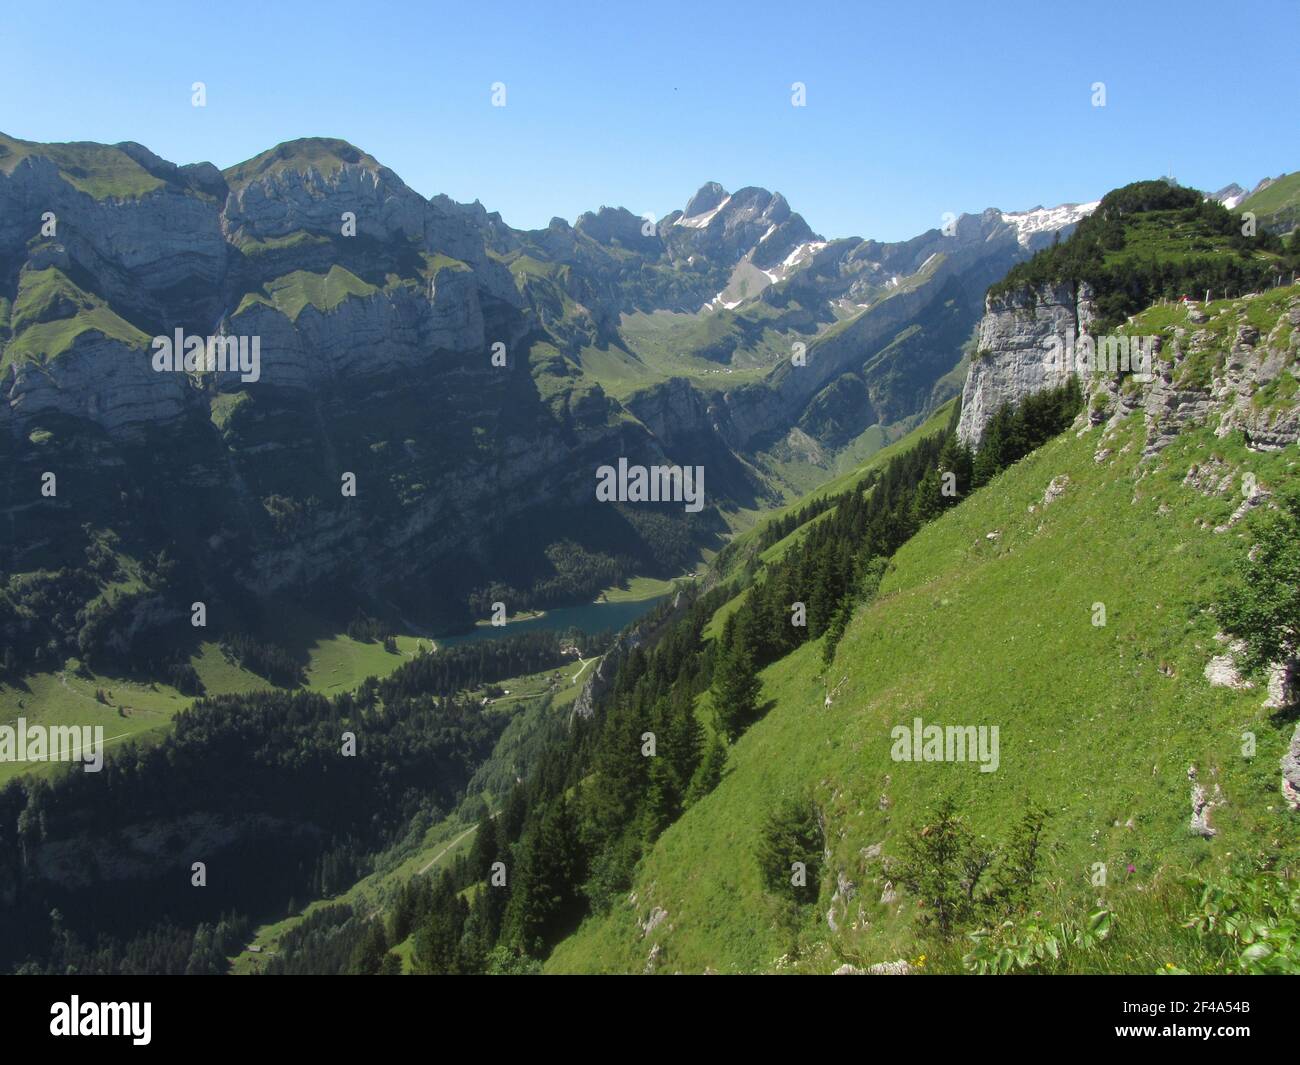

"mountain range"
[0,132,1112,657]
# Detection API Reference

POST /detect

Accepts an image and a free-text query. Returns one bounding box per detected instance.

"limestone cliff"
[957,281,1095,447]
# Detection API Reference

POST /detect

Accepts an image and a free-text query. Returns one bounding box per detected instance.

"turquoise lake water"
[436,596,667,648]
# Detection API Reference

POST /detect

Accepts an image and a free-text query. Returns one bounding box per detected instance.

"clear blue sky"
[2,0,1296,242]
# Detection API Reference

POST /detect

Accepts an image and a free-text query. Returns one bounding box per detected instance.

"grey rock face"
[0,155,229,323]
[9,331,191,434]
[826,870,857,932]
[683,182,727,219]
[1042,474,1070,505]
[957,281,1093,447]
[1187,765,1224,838]
[831,959,914,974]
[0,142,521,436]
[640,906,668,937]
[958,281,1300,462]
[224,158,426,244]
[1264,659,1298,711]
[574,206,663,255]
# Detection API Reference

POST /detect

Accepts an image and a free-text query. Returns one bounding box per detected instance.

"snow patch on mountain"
[761,240,827,282]
[999,201,1099,247]
[784,240,827,267]
[1210,183,1250,210]
[676,195,732,229]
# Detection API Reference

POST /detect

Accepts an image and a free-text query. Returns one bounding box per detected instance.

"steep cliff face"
[957,281,1095,447]
[223,143,424,244]
[0,138,524,437]
[8,329,191,433]
[958,283,1300,456]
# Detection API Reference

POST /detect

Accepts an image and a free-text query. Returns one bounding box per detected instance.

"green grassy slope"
[2,268,150,369]
[0,133,167,200]
[1240,172,1300,234]
[547,394,1296,973]
[221,137,384,189]
[0,619,426,785]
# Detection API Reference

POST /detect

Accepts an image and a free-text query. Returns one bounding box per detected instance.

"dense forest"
[466,502,724,618]
[0,629,588,973]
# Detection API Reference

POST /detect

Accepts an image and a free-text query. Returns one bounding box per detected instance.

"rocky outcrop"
[639,906,668,937]
[1282,725,1300,811]
[1042,474,1070,505]
[960,276,1300,461]
[826,870,857,933]
[8,330,191,434]
[1187,765,1224,838]
[832,959,914,975]
[957,281,1094,447]
[225,155,425,244]
[1213,306,1300,448]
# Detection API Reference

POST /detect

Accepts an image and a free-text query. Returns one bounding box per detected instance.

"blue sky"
[2,0,1296,242]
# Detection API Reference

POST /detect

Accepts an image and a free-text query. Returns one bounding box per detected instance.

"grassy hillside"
[0,133,166,200]
[222,137,384,189]
[0,613,427,785]
[262,266,379,320]
[2,268,150,368]
[546,368,1296,974]
[991,180,1294,331]
[1240,172,1300,235]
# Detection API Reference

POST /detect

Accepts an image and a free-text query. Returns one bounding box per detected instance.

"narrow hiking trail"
[416,810,501,876]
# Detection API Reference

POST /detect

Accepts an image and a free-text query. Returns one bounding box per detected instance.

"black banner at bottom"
[0,974,1289,1052]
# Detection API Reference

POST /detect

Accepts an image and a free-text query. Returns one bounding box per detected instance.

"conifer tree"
[685,734,727,806]
[755,792,823,906]
[711,626,761,740]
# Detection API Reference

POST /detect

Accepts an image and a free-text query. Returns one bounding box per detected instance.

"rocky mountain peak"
[220,137,428,244]
[574,205,662,252]
[1210,183,1249,209]
[222,137,381,188]
[683,181,727,218]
